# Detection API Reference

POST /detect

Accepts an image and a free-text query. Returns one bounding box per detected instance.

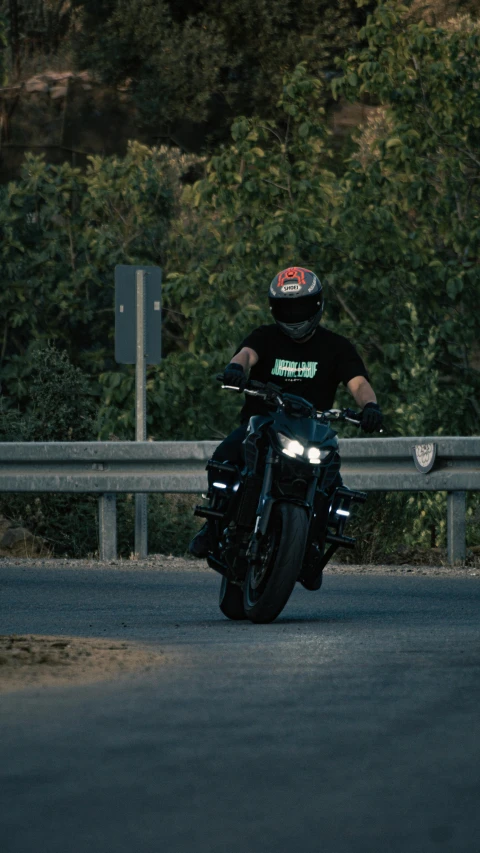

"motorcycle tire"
[219,576,247,620]
[243,501,309,624]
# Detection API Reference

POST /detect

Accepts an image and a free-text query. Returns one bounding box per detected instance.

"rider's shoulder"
[246,323,278,338]
[318,325,356,349]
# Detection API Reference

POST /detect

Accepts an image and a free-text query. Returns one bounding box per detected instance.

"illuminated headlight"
[213,482,227,489]
[307,447,331,464]
[285,440,304,457]
[277,433,304,458]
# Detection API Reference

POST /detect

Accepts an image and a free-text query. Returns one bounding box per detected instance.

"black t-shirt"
[234,324,369,422]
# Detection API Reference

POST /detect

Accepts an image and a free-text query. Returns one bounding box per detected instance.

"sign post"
[114,265,162,559]
[135,269,148,558]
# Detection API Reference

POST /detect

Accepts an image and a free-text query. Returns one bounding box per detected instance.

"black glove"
[223,362,246,390]
[360,402,383,433]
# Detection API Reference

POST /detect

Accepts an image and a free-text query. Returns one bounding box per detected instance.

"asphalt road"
[0,561,479,853]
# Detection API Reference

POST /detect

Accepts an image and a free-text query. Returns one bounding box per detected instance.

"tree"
[0,0,74,77]
[0,141,199,404]
[145,3,480,441]
[70,0,374,151]
[0,13,7,84]
[96,63,339,440]
[331,1,480,434]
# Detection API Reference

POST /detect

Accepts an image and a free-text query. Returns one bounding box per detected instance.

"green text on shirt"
[271,359,318,379]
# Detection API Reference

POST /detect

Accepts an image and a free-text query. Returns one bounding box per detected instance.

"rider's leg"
[189,422,249,558]
[207,423,249,490]
[299,471,344,590]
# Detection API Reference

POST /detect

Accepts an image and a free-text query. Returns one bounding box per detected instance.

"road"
[0,560,479,853]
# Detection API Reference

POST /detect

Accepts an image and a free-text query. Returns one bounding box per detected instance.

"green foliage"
[330,2,480,435]
[0,342,96,441]
[160,25,480,439]
[27,343,97,440]
[116,493,203,558]
[0,344,99,556]
[343,487,480,564]
[343,491,446,563]
[0,142,199,405]
[0,14,7,85]
[0,345,205,557]
[70,0,373,148]
[0,0,74,55]
[165,63,335,353]
[97,349,244,441]
[2,3,480,560]
[97,63,338,441]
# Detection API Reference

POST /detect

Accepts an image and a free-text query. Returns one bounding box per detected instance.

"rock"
[25,78,49,94]
[45,71,74,82]
[0,67,151,184]
[0,527,49,557]
[50,85,69,100]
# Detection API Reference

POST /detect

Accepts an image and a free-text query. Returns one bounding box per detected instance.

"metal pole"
[98,494,117,560]
[447,491,466,565]
[135,269,148,558]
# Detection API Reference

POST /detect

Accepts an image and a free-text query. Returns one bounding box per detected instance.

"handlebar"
[215,373,363,426]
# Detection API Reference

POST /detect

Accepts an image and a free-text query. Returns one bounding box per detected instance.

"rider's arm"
[230,347,259,373]
[347,375,377,408]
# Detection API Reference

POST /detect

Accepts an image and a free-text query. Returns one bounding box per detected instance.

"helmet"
[268,266,324,341]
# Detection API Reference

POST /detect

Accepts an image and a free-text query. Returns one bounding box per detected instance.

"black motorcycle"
[194,376,367,624]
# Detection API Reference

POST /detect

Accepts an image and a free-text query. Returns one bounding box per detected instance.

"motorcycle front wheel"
[244,501,309,624]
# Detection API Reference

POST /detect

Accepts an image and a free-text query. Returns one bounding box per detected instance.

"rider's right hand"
[223,362,246,390]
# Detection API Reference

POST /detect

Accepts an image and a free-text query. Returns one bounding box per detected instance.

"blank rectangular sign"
[115,265,162,364]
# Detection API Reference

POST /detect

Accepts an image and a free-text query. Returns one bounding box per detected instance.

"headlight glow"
[277,434,332,462]
[277,433,305,458]
[308,447,332,464]
[287,440,304,457]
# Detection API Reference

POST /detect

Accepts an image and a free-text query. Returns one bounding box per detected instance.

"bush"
[0,344,98,556]
[0,343,205,557]
[340,489,480,565]
[116,493,203,559]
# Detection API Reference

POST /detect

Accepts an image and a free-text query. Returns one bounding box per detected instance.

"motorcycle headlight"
[277,434,332,462]
[307,447,332,464]
[277,433,305,458]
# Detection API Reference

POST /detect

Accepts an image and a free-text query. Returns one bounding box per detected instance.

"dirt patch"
[0,635,167,694]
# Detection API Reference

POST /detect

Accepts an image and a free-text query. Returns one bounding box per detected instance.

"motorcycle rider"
[189,266,383,558]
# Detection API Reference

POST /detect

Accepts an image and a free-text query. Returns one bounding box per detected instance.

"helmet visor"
[270,293,321,324]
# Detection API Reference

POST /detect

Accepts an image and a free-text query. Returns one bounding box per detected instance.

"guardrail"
[0,437,478,564]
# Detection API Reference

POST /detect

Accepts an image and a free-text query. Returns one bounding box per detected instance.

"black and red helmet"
[268,266,324,341]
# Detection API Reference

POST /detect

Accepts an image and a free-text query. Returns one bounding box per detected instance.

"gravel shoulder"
[1,553,478,577]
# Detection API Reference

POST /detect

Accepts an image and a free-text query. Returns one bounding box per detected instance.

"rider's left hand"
[360,402,383,433]
[223,362,246,390]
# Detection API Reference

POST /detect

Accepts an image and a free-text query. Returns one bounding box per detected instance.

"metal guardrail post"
[98,494,117,560]
[135,269,148,558]
[447,491,466,565]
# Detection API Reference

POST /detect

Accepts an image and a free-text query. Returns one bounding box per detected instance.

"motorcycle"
[194,376,368,624]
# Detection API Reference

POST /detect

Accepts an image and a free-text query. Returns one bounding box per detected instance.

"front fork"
[246,448,319,563]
